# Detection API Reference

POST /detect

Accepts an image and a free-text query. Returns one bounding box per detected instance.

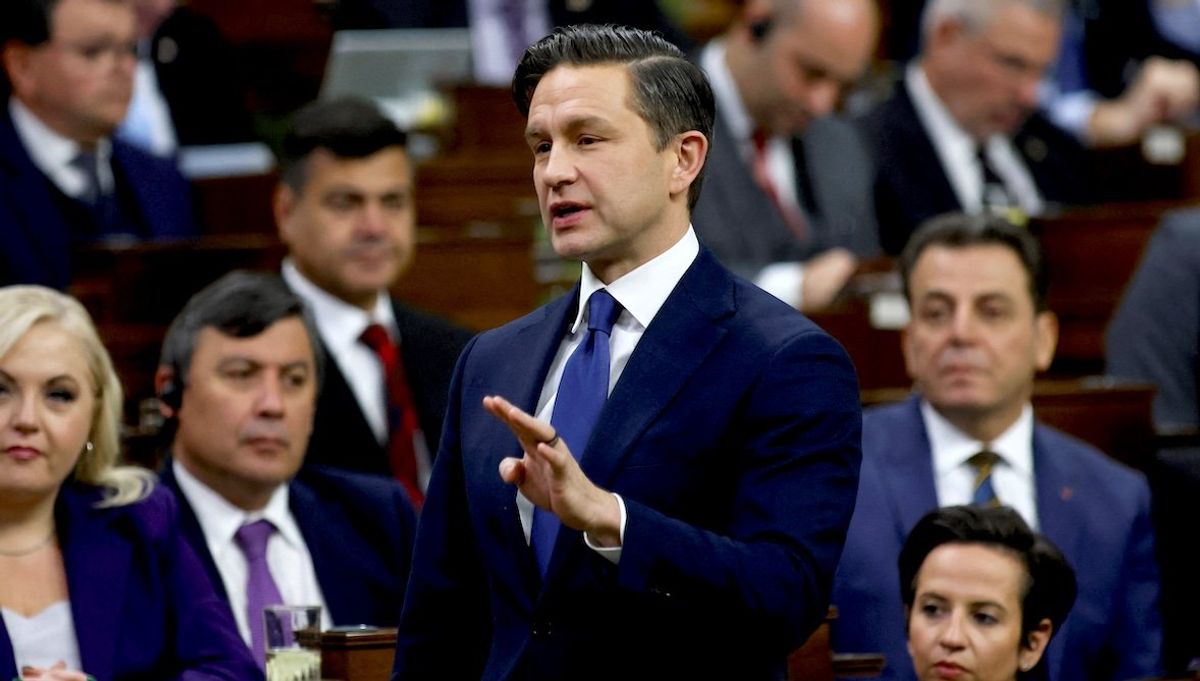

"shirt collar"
[907,62,1003,155]
[9,97,112,197]
[170,458,306,553]
[282,259,397,349]
[571,226,700,334]
[923,400,1035,477]
[701,40,756,146]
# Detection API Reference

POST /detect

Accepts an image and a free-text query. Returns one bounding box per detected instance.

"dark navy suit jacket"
[394,248,863,681]
[0,482,260,680]
[303,300,472,477]
[831,397,1162,681]
[0,106,196,289]
[160,464,418,629]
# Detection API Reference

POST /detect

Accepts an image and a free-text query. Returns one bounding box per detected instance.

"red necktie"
[359,323,424,509]
[751,130,808,241]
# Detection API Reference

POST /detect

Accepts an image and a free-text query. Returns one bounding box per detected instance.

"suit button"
[531,619,554,637]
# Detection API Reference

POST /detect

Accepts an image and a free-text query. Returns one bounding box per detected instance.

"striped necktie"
[968,450,1001,507]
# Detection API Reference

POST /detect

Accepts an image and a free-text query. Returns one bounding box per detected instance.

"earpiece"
[158,377,182,411]
[749,17,773,42]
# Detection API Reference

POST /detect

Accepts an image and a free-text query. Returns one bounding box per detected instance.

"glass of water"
[263,604,322,681]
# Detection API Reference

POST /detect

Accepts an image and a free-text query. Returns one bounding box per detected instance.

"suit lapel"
[892,88,962,214]
[1032,426,1083,560]
[579,251,733,489]
[540,253,733,579]
[0,114,72,287]
[289,480,355,623]
[885,398,941,539]
[59,485,130,681]
[474,292,577,589]
[159,462,229,602]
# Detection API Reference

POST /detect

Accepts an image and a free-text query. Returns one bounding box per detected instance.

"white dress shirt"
[1,601,81,672]
[516,226,701,562]
[171,460,332,646]
[906,65,1044,217]
[700,40,808,307]
[282,261,433,489]
[922,400,1039,528]
[9,98,114,199]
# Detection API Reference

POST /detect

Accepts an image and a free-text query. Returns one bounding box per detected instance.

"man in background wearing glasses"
[860,0,1090,254]
[0,0,195,289]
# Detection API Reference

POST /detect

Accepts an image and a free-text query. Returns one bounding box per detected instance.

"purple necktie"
[235,519,284,667]
[531,289,622,576]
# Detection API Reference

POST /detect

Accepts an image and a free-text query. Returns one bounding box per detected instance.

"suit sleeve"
[1110,477,1164,680]
[1106,211,1200,430]
[615,328,862,653]
[392,335,492,679]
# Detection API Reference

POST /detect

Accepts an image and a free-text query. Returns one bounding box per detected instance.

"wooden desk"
[314,615,855,681]
[321,628,397,681]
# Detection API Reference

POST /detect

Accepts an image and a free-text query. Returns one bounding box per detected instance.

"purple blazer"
[0,481,260,680]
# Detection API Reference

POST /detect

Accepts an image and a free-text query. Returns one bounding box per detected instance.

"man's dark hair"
[899,505,1077,678]
[899,212,1051,312]
[277,96,409,192]
[3,0,58,48]
[511,24,715,210]
[159,270,324,392]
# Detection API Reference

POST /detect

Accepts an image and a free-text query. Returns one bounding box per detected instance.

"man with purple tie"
[393,24,862,681]
[153,271,417,667]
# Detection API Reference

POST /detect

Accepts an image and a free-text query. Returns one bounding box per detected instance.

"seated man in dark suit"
[273,97,471,506]
[0,0,195,288]
[831,214,1162,681]
[693,0,880,312]
[860,0,1090,254]
[153,271,417,668]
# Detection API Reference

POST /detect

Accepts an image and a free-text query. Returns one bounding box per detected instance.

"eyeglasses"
[978,38,1051,84]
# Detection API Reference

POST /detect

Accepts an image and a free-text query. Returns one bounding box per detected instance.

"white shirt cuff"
[583,493,626,564]
[754,262,806,308]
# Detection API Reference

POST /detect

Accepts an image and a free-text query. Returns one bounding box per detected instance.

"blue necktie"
[531,289,622,576]
[969,450,1001,507]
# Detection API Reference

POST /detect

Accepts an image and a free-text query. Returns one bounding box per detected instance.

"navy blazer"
[0,482,259,680]
[831,397,1162,681]
[857,82,1090,255]
[0,106,196,289]
[160,463,417,629]
[394,248,863,681]
[304,300,472,477]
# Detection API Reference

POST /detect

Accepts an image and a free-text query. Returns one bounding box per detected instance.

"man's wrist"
[584,491,623,547]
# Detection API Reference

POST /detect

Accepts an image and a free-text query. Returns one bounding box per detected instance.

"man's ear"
[273,183,297,244]
[668,130,708,200]
[1033,310,1058,372]
[154,365,179,417]
[2,41,35,100]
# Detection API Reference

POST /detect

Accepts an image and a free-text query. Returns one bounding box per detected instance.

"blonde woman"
[0,286,258,680]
